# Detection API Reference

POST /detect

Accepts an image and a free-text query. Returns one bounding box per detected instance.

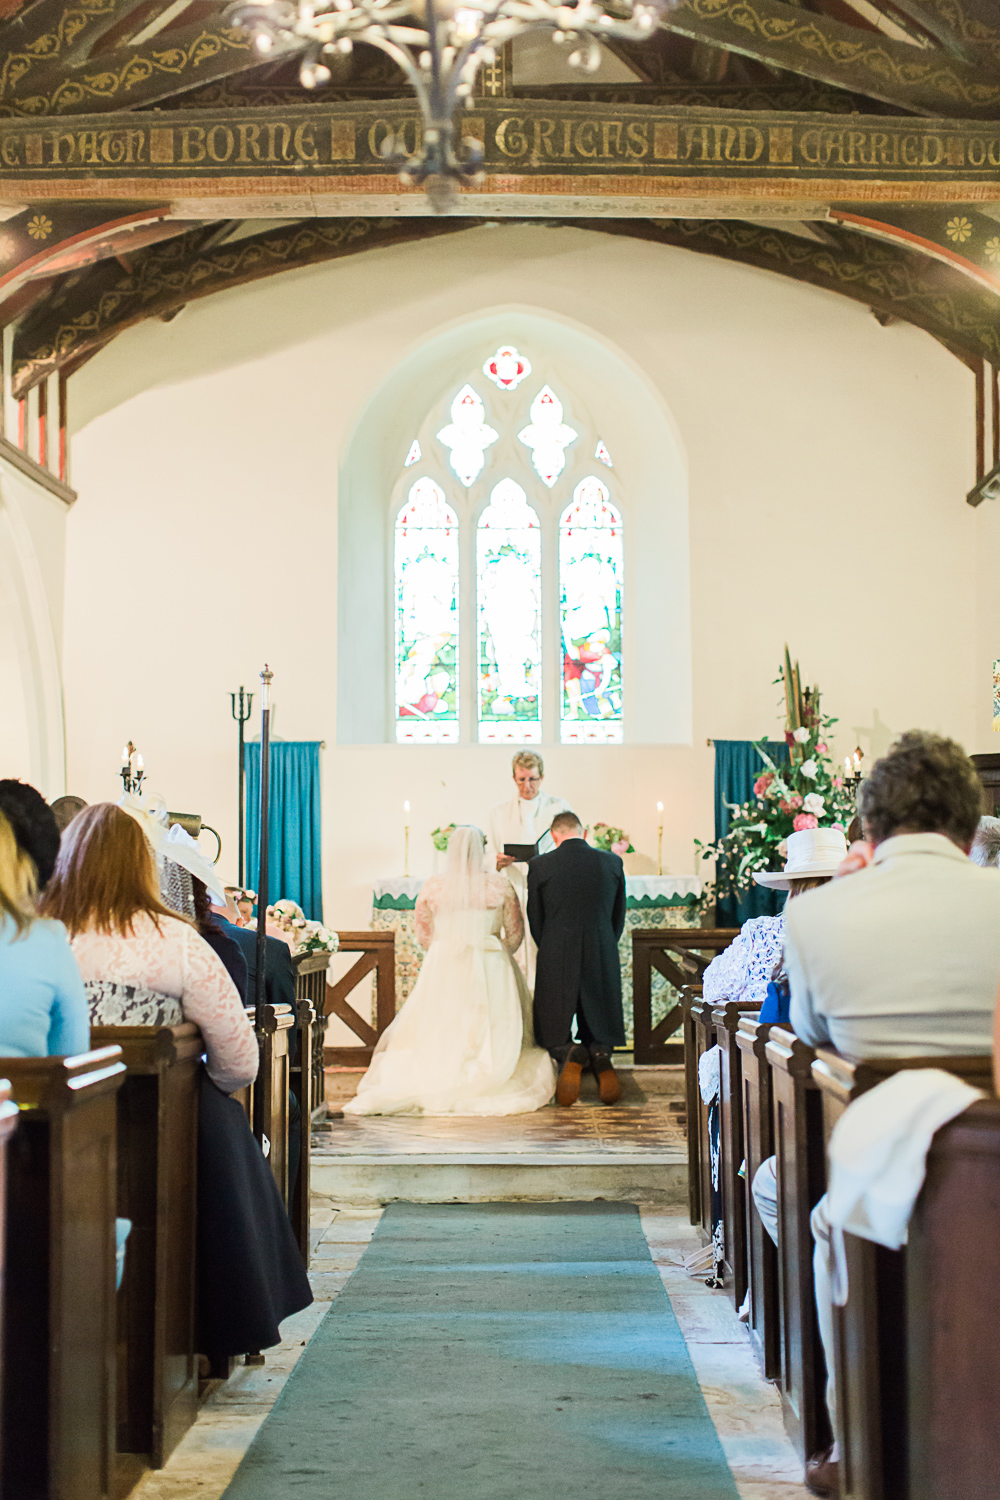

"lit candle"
[845,756,852,776]
[121,744,130,769]
[135,754,145,773]
[853,752,861,773]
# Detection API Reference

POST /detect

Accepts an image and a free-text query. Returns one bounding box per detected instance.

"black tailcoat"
[527,839,627,1050]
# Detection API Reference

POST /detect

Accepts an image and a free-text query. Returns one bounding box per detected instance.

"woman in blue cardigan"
[0,808,89,1057]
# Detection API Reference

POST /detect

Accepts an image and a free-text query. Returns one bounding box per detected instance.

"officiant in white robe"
[488,751,572,987]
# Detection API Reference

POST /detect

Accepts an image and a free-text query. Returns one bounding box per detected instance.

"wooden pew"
[688,997,717,1246]
[680,985,704,1228]
[906,1096,1000,1500]
[712,999,761,1306]
[736,1015,781,1379]
[90,1023,201,1473]
[812,1049,994,1500]
[0,1078,18,1462]
[240,1003,294,1205]
[2,1048,126,1500]
[766,1025,831,1462]
[293,951,332,1112]
[288,1000,317,1262]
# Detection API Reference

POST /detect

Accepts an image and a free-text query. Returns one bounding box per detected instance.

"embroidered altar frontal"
[371,876,704,1043]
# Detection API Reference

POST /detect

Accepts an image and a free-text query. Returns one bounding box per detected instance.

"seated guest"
[192,879,248,1001]
[214,892,297,1011]
[0,779,61,889]
[783,731,1000,1497]
[40,804,258,1094]
[0,809,89,1057]
[970,814,1000,869]
[704,827,847,1014]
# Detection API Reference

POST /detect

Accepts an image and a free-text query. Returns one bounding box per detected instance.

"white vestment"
[488,790,572,986]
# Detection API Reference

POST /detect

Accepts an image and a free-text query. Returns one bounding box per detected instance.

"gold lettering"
[901,135,920,166]
[847,130,870,166]
[990,140,1000,168]
[367,118,390,158]
[495,116,527,157]
[76,131,100,165]
[560,119,573,157]
[799,129,821,167]
[768,125,793,165]
[207,124,234,163]
[600,121,622,158]
[871,132,891,166]
[921,134,943,167]
[1,137,19,168]
[293,122,317,162]
[721,124,762,162]
[625,121,648,159]
[237,122,262,163]
[49,132,77,166]
[823,132,845,167]
[532,117,556,163]
[329,120,356,161]
[264,122,294,163]
[574,121,597,157]
[125,129,144,165]
[968,136,986,167]
[100,130,125,165]
[685,124,712,162]
[180,125,206,163]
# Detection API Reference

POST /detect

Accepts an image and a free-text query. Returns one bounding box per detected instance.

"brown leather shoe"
[556,1047,589,1106]
[590,1050,623,1105]
[805,1447,840,1498]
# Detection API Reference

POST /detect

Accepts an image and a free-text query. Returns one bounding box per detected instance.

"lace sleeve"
[178,926,259,1093]
[500,884,524,954]
[702,929,750,1004]
[702,917,783,1009]
[415,888,435,950]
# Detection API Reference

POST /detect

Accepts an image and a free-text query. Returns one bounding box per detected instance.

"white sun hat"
[754,826,849,890]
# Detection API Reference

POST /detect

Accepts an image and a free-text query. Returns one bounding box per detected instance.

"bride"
[344,826,555,1116]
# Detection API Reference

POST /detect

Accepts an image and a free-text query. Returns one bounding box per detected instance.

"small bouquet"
[266,898,339,955]
[431,823,456,852]
[592,822,634,856]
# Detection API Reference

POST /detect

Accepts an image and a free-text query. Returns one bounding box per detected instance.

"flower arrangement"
[431,823,456,852]
[695,648,857,900]
[267,898,339,956]
[591,822,635,856]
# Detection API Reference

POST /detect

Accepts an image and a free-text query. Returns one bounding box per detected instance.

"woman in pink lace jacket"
[41,804,257,1094]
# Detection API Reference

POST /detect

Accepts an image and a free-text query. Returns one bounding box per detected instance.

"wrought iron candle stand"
[230,686,254,887]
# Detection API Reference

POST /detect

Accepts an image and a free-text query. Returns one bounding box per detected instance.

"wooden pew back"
[90,1023,201,1471]
[680,985,704,1227]
[2,1048,125,1500]
[765,1025,831,1462]
[289,1000,317,1261]
[239,1003,294,1204]
[712,1000,761,1305]
[812,1049,994,1500]
[736,1015,781,1379]
[907,1097,1000,1500]
[689,997,717,1246]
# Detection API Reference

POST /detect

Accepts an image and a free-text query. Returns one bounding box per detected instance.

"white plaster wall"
[65,223,975,927]
[0,451,69,796]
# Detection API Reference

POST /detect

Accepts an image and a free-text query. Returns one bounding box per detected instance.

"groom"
[527,812,627,1107]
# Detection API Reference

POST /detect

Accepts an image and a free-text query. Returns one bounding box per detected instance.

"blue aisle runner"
[223,1201,740,1500]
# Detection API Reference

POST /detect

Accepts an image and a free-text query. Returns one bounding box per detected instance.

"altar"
[370,875,705,1043]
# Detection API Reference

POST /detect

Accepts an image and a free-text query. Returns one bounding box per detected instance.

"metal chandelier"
[229,0,673,209]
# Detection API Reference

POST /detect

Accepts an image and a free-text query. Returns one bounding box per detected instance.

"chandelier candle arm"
[227,0,673,207]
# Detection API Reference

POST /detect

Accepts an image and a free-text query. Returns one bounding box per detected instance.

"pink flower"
[833,776,843,789]
[817,743,828,753]
[611,840,628,856]
[753,773,774,797]
[779,795,803,814]
[793,813,818,831]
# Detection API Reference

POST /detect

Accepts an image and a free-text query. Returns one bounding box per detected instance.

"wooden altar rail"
[90,1023,201,1475]
[1,1047,125,1500]
[632,928,738,1065]
[322,931,396,1068]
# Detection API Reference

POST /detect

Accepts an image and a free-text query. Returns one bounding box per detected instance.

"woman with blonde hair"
[0,808,88,1057]
[41,803,257,1093]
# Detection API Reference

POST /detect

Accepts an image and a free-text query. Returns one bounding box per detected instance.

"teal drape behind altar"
[713,738,790,929]
[245,741,323,921]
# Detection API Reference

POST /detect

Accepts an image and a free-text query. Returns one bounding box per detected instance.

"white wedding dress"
[344,834,555,1117]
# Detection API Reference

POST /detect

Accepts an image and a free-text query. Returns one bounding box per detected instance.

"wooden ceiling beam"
[4,17,287,116]
[661,0,1000,116]
[885,1,1000,70]
[0,0,159,101]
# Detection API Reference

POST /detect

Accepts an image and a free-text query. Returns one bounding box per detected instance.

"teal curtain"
[245,741,323,921]
[713,739,790,928]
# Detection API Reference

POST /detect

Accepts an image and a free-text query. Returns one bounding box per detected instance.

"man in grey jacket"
[782,731,1000,1498]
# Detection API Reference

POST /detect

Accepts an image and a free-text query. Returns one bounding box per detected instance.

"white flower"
[793,726,811,744]
[803,793,825,816]
[800,759,818,780]
[777,839,788,858]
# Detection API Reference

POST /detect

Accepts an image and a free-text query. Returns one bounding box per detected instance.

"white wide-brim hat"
[754,826,849,890]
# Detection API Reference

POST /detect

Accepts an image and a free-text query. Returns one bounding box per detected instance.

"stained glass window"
[560,476,623,743]
[477,479,542,743]
[595,439,613,468]
[394,478,460,743]
[483,345,531,391]
[404,439,421,466]
[437,384,498,486]
[518,385,578,487]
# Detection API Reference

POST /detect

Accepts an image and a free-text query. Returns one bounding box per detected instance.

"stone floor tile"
[309,1251,366,1273]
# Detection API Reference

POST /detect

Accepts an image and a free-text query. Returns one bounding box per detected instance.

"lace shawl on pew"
[85,980,183,1027]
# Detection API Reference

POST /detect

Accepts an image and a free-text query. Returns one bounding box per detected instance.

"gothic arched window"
[394,477,460,743]
[390,343,626,744]
[477,479,542,743]
[559,476,623,743]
